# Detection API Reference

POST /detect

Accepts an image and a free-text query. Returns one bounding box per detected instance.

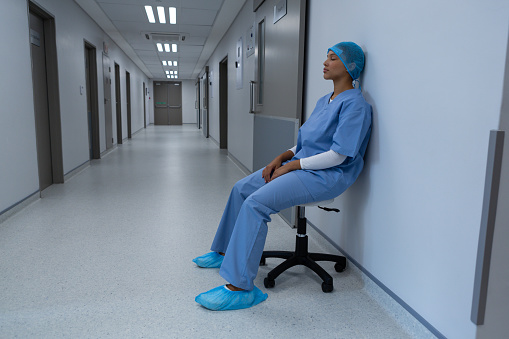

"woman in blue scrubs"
[194,42,372,311]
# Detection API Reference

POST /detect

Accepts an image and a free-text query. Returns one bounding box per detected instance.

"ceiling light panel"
[156,6,166,24]
[144,5,155,23]
[169,7,176,24]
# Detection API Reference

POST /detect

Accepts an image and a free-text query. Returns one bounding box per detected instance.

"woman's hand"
[262,159,282,183]
[262,150,297,183]
[266,160,301,182]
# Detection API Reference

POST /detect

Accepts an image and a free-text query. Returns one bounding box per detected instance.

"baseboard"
[64,161,90,182]
[307,220,445,339]
[227,152,252,176]
[0,190,39,224]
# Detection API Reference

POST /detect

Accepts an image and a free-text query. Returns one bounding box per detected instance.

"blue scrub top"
[292,88,372,199]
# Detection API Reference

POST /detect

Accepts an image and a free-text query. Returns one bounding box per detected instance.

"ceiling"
[75,0,246,80]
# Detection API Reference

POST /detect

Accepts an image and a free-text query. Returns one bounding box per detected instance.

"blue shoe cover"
[195,285,268,311]
[193,252,224,268]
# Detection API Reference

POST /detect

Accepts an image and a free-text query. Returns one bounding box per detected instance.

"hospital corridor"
[0,125,431,338]
[1,0,509,338]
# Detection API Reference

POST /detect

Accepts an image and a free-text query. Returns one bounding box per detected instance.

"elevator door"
[30,11,53,191]
[154,81,182,125]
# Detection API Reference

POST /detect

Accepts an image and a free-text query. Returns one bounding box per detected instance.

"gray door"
[154,81,182,125]
[252,0,306,168]
[252,0,307,225]
[30,12,53,191]
[195,81,200,129]
[200,70,209,137]
[168,82,182,125]
[103,54,113,149]
[154,82,169,125]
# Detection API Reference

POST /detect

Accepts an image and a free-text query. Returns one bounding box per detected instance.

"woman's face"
[323,51,349,81]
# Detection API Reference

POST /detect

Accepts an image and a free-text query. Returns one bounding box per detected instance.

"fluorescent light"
[174,61,178,66]
[165,70,169,74]
[167,75,171,78]
[164,43,170,52]
[171,75,175,79]
[170,71,174,75]
[169,7,176,24]
[156,43,163,52]
[175,75,178,79]
[145,6,156,23]
[167,61,172,66]
[162,61,167,66]
[175,71,178,74]
[157,6,166,24]
[172,44,177,52]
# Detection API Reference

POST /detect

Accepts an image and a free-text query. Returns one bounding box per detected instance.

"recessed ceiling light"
[156,43,163,52]
[145,6,155,23]
[168,61,172,66]
[169,7,176,24]
[162,61,167,66]
[174,61,178,66]
[157,6,166,24]
[164,43,170,52]
[166,70,169,74]
[172,44,177,52]
[170,71,174,75]
[167,75,171,78]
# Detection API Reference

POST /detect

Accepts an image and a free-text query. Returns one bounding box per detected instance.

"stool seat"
[261,199,346,293]
[298,199,334,207]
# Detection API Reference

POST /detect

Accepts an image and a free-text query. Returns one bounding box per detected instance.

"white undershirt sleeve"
[300,150,347,170]
[288,146,297,154]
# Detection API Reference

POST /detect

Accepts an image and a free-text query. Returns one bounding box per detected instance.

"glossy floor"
[0,125,436,338]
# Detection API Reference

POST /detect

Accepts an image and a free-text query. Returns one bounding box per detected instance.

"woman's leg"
[219,171,316,291]
[210,168,266,253]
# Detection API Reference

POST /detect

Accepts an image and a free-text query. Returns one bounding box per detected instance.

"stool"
[260,199,347,292]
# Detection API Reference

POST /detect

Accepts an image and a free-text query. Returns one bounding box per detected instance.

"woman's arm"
[262,149,296,183]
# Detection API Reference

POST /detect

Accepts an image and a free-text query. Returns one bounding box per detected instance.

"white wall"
[304,1,509,339]
[476,28,509,338]
[181,79,197,124]
[0,0,149,215]
[0,0,40,213]
[204,0,254,170]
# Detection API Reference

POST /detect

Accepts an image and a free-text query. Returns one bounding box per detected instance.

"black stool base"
[261,233,347,293]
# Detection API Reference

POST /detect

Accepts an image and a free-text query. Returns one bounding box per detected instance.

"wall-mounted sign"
[30,29,40,47]
[273,0,287,24]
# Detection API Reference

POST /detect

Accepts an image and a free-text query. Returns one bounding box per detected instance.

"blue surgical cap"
[328,42,365,81]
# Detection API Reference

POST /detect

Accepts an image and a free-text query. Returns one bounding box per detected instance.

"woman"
[193,42,372,311]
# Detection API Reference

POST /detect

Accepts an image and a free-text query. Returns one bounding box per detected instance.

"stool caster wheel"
[264,277,275,288]
[334,260,347,272]
[260,257,266,266]
[322,282,333,293]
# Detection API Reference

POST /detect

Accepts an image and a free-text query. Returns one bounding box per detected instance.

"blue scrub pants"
[210,168,331,291]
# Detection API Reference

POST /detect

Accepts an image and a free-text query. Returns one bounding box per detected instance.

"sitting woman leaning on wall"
[193,41,372,311]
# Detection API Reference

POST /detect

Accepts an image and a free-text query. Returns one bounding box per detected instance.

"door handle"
[249,81,256,113]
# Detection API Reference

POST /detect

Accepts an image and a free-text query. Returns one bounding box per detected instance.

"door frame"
[143,82,147,128]
[126,70,131,138]
[29,1,64,185]
[114,63,122,144]
[219,56,228,149]
[84,40,100,159]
